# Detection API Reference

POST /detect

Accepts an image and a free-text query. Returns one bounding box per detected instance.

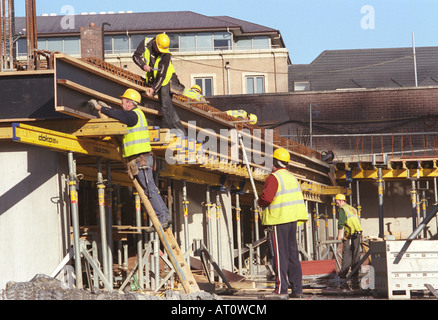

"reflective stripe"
[122,108,151,157]
[268,199,305,210]
[262,169,308,226]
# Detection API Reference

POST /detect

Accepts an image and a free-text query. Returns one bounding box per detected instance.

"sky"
[13,0,438,64]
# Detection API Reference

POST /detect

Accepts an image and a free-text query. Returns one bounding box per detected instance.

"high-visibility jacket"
[143,38,175,87]
[340,204,363,236]
[183,88,203,101]
[122,108,151,158]
[226,110,247,119]
[262,169,308,226]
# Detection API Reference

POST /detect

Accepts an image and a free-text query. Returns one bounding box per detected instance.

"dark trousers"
[268,221,303,294]
[158,83,186,136]
[339,233,362,283]
[135,154,170,224]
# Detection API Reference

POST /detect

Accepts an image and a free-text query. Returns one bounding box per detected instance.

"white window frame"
[294,81,310,91]
[242,72,267,94]
[191,73,216,96]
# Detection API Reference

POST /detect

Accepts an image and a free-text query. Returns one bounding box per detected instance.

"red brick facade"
[80,25,103,59]
[208,86,438,159]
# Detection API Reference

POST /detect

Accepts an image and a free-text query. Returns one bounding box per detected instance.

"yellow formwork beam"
[12,122,123,161]
[335,168,438,180]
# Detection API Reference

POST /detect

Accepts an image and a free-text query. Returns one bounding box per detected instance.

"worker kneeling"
[90,89,172,231]
[183,84,206,102]
[258,147,308,299]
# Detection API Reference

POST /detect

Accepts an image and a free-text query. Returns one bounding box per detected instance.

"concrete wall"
[172,181,235,272]
[0,143,70,289]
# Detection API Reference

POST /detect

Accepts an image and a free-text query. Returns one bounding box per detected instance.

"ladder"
[12,122,200,294]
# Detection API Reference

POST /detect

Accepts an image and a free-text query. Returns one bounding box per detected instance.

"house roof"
[14,11,280,38]
[289,47,438,91]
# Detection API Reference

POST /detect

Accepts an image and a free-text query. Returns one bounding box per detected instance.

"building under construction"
[1,1,438,302]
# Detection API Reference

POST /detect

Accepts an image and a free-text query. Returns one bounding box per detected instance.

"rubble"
[0,274,220,301]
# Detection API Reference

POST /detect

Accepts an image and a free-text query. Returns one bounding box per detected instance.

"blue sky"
[14,0,438,64]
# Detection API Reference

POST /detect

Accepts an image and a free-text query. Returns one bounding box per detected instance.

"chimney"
[80,23,103,59]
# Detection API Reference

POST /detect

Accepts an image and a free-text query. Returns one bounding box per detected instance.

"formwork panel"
[370,240,438,299]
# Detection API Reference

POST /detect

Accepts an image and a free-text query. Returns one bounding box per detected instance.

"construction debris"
[0,274,220,301]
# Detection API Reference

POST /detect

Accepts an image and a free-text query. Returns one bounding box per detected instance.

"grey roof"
[288,47,438,91]
[14,11,278,36]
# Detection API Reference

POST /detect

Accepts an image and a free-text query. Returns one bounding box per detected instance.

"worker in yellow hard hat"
[248,113,257,125]
[133,33,186,136]
[225,110,258,125]
[335,193,363,290]
[258,147,308,299]
[183,84,206,102]
[90,88,172,230]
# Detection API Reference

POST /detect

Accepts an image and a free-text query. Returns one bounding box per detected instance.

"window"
[214,32,231,50]
[195,77,213,96]
[113,35,129,54]
[130,34,146,53]
[16,38,27,57]
[32,37,80,56]
[197,33,213,51]
[63,38,80,55]
[294,81,310,91]
[180,33,196,52]
[235,38,251,50]
[235,36,270,50]
[252,36,270,49]
[246,76,265,94]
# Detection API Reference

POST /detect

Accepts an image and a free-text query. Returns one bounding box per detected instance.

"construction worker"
[335,193,363,289]
[225,110,257,125]
[258,147,308,299]
[183,84,206,102]
[89,89,172,230]
[133,33,186,136]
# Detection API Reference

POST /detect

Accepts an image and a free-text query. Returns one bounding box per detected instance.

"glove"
[98,101,109,108]
[88,99,98,110]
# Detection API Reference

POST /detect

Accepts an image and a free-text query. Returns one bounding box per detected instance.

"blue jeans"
[135,154,170,224]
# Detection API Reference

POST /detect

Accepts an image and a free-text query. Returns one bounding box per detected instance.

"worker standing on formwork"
[133,33,186,136]
[335,193,363,290]
[258,147,308,299]
[183,84,206,102]
[89,89,172,230]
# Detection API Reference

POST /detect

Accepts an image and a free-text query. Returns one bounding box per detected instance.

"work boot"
[162,218,173,230]
[145,218,172,233]
[289,292,304,299]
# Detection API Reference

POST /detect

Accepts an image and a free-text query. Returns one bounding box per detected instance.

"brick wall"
[80,25,103,59]
[208,86,438,159]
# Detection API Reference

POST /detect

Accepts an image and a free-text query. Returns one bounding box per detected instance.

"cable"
[172,54,414,76]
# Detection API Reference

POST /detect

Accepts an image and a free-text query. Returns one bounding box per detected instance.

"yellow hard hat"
[335,194,346,201]
[273,148,290,163]
[192,84,202,93]
[121,88,141,104]
[249,113,257,125]
[156,33,170,53]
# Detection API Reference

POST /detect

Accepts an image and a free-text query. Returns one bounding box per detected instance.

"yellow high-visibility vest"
[183,89,203,101]
[262,169,308,226]
[123,108,151,158]
[144,38,175,87]
[341,204,363,236]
